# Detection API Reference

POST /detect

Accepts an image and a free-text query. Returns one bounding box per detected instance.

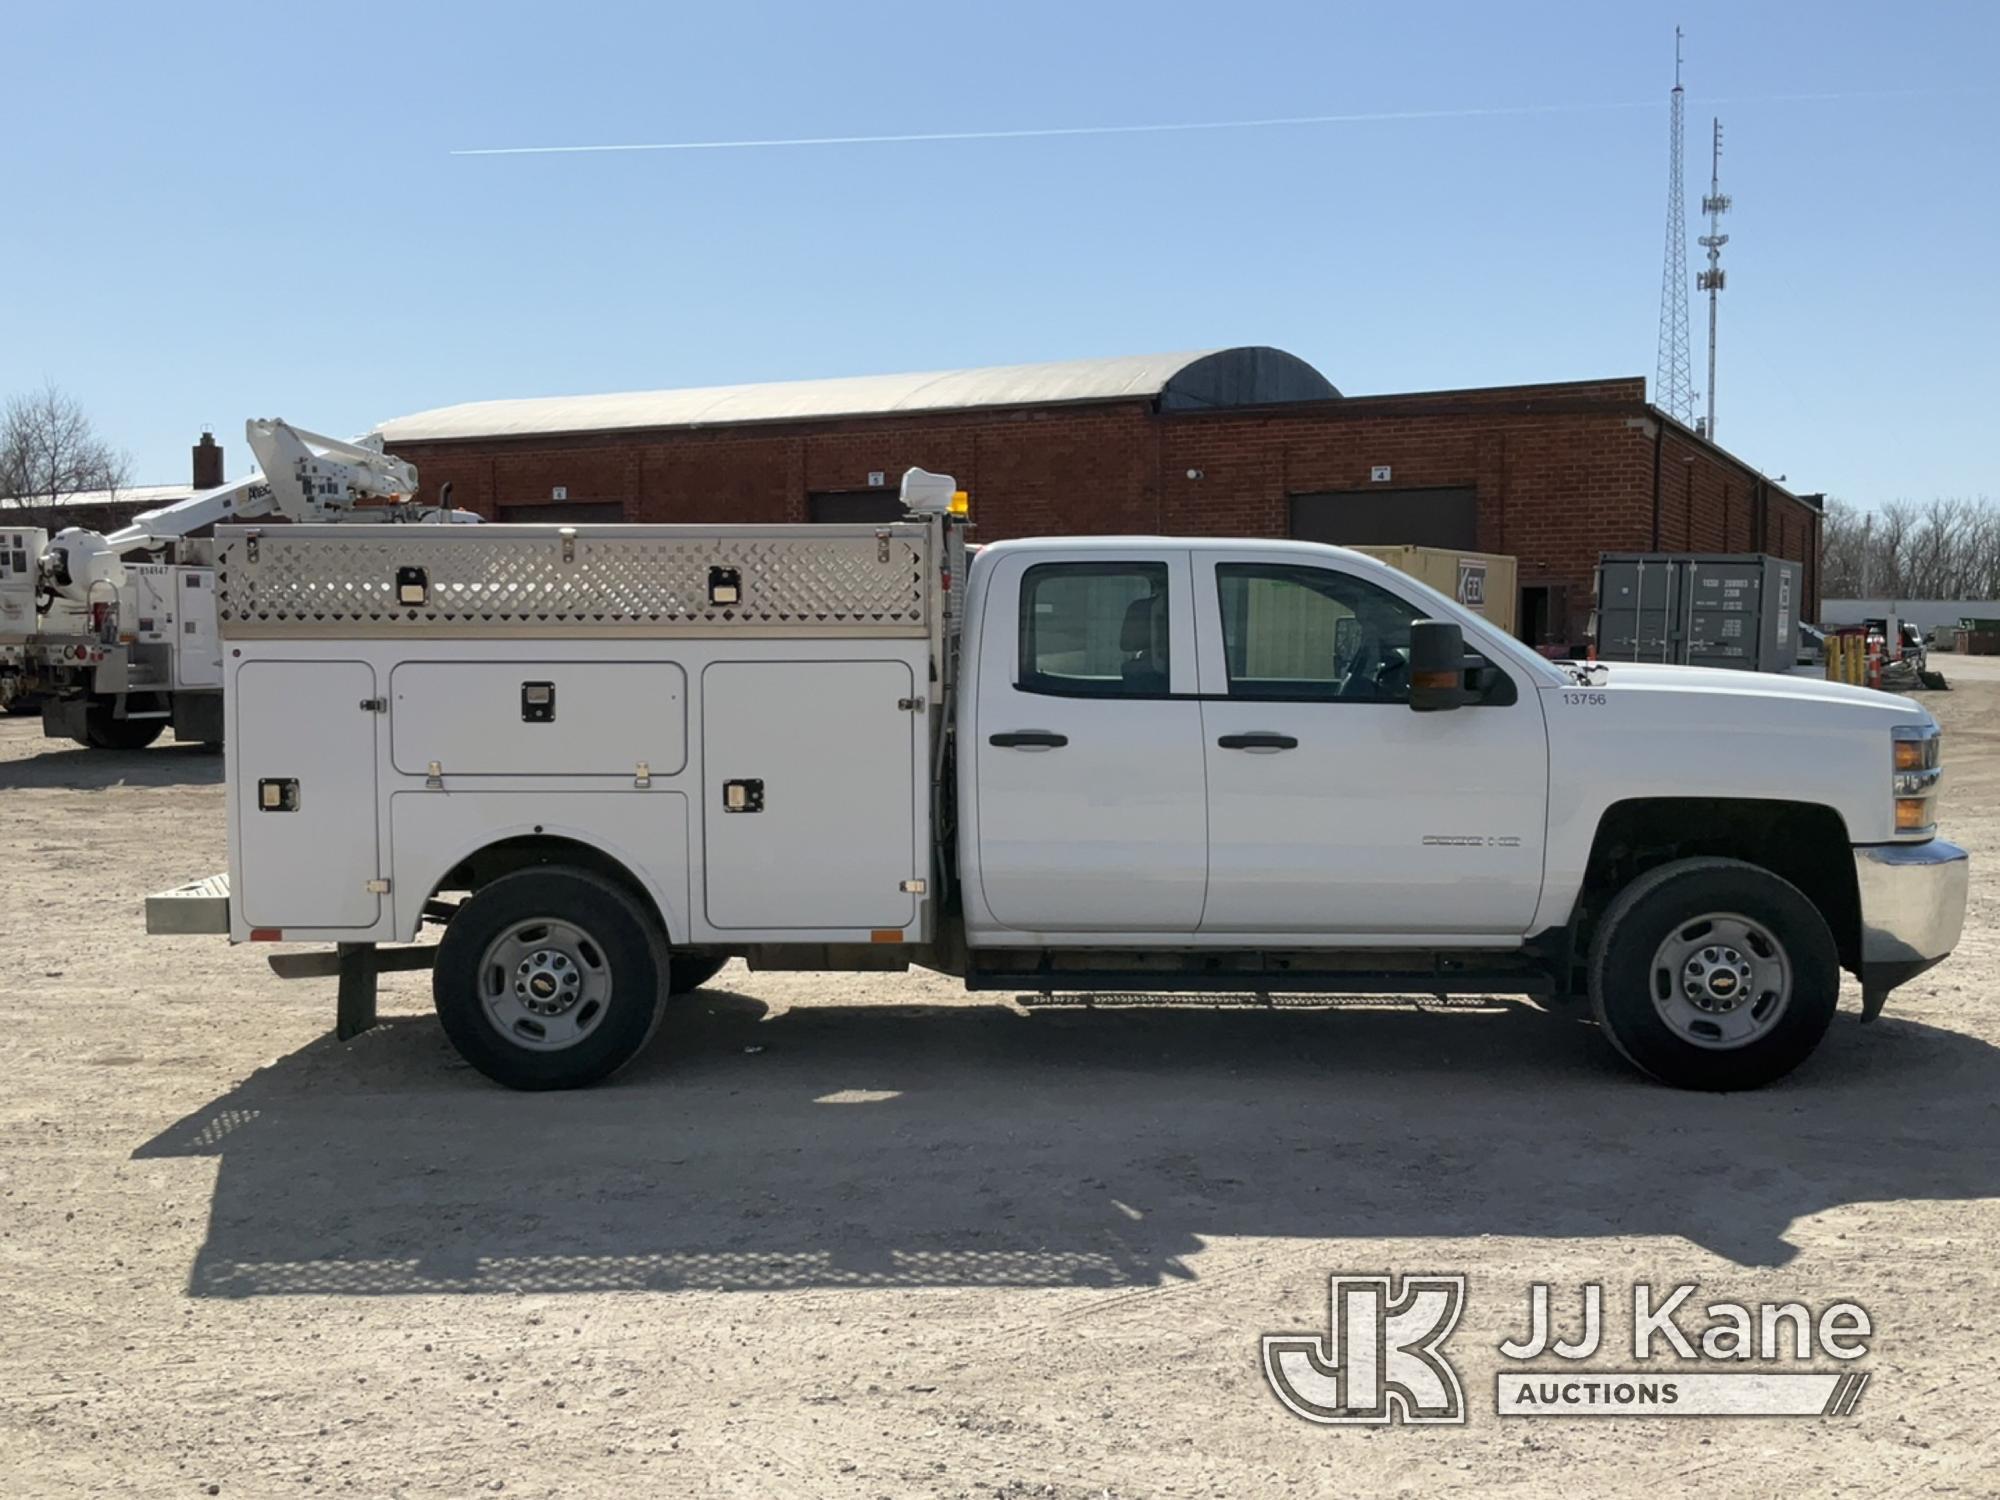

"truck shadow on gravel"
[0,742,222,789]
[135,992,2000,1295]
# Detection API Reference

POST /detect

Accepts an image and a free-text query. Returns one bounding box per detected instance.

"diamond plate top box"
[214,523,934,637]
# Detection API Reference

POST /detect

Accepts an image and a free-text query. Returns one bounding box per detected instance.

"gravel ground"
[2,663,1997,1498]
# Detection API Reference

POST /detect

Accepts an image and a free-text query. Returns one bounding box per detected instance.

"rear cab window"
[1019,562,1171,697]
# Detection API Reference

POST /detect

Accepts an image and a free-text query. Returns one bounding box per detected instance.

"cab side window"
[1019,562,1170,697]
[1216,564,1425,702]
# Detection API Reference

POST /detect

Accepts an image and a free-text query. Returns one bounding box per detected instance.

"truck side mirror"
[1409,619,1466,712]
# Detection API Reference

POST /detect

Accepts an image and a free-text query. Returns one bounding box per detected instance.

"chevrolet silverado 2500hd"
[146,468,1968,1092]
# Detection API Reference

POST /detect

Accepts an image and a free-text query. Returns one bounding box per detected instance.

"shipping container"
[1349,545,1519,637]
[1594,552,1803,673]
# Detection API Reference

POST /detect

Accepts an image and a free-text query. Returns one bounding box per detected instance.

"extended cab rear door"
[1191,550,1550,938]
[969,547,1209,933]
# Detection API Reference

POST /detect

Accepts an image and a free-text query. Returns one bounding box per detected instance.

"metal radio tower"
[1655,28,1696,427]
[1696,118,1730,439]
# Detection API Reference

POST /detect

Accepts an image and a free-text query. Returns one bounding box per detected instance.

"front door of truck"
[971,550,1208,933]
[1192,553,1548,937]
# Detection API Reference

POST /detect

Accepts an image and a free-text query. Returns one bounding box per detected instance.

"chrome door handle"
[1216,732,1298,751]
[989,730,1068,749]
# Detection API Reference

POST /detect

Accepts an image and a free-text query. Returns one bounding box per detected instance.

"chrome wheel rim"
[1649,911,1791,1050]
[477,918,613,1052]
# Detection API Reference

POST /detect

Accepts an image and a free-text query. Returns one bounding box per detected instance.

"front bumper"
[1853,839,1969,1018]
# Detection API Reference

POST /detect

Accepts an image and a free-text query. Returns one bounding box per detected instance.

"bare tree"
[1820,499,1868,598]
[1820,495,2000,601]
[0,384,131,534]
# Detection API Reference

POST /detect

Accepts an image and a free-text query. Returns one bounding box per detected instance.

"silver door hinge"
[365,878,391,894]
[634,760,652,788]
[359,697,386,713]
[898,696,926,712]
[425,760,443,789]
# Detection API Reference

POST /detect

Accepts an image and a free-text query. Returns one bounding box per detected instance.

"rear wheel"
[434,867,666,1090]
[1588,857,1839,1090]
[84,700,164,750]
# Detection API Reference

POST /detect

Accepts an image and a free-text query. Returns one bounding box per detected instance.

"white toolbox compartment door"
[702,660,917,930]
[172,569,221,689]
[389,662,687,777]
[235,660,380,929]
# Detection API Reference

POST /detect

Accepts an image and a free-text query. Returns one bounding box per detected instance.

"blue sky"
[5,1,1993,507]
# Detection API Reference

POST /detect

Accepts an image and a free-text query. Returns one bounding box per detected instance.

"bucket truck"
[0,419,473,749]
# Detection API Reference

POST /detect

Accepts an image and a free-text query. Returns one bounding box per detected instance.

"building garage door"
[810,490,905,524]
[1289,488,1478,549]
[498,501,625,523]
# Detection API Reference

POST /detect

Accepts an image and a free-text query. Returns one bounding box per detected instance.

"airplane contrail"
[450,88,1953,157]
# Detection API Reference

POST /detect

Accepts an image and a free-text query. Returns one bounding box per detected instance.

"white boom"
[40,419,473,608]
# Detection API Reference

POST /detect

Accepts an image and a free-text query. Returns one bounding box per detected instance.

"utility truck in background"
[0,420,473,749]
[146,467,1968,1093]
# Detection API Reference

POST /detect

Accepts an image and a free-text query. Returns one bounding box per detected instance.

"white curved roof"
[0,482,192,515]
[376,349,1329,444]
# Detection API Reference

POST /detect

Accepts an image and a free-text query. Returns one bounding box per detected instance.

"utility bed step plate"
[146,872,230,935]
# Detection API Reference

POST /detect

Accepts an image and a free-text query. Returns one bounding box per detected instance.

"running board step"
[1012,992,1518,1009]
[964,968,1551,998]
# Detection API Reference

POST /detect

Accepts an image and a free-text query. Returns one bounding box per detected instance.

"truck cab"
[959,539,1548,943]
[147,472,1969,1095]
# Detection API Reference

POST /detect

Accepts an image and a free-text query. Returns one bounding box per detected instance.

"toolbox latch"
[257,778,301,812]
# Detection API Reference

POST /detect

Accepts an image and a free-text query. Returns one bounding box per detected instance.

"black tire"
[433,867,667,1090]
[84,703,164,750]
[1588,857,1840,1091]
[668,955,729,995]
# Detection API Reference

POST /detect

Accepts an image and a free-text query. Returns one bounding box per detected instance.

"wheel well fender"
[430,834,680,947]
[1577,798,1860,971]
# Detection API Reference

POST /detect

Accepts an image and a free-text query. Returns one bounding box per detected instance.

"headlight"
[1892,723,1941,837]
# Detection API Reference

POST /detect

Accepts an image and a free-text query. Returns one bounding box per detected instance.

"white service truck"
[146,469,1968,1093]
[1,420,472,749]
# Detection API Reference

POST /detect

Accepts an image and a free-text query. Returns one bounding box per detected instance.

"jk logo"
[1262,1274,1467,1425]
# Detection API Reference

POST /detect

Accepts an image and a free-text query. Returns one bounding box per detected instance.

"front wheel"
[1588,858,1840,1091]
[434,867,667,1090]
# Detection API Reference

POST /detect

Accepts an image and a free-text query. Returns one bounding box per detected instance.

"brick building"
[376,347,1822,647]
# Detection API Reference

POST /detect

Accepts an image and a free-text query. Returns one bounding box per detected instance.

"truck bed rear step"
[145,872,230,934]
